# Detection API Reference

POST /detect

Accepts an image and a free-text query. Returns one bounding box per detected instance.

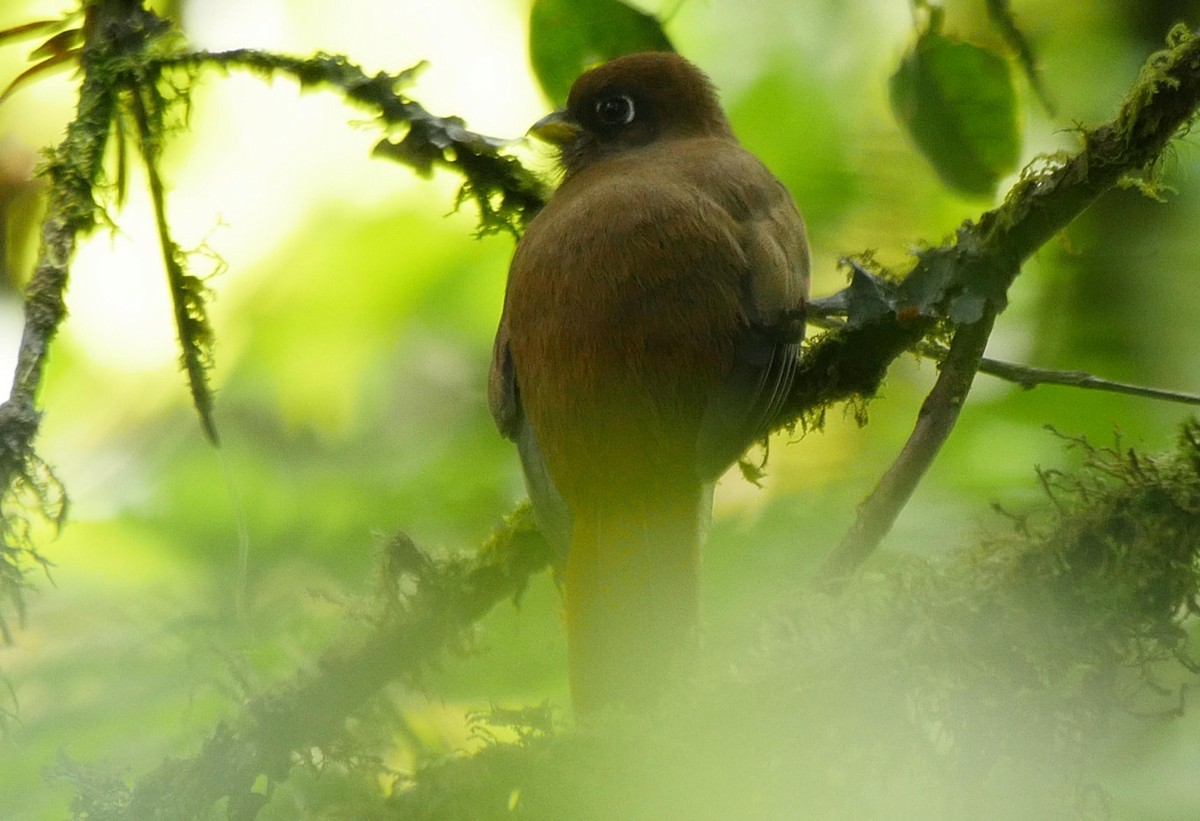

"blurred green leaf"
[889,27,1020,198]
[727,64,858,231]
[528,0,673,106]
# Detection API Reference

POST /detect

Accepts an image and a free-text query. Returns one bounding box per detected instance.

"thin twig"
[818,309,998,586]
[806,312,1200,408]
[925,342,1200,406]
[974,355,1200,405]
[980,359,1200,405]
[986,0,1056,114]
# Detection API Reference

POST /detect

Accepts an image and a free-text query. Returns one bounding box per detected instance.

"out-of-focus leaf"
[528,0,673,106]
[728,65,858,230]
[889,27,1020,198]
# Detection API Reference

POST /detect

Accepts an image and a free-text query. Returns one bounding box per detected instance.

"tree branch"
[785,25,1200,579]
[129,80,220,444]
[807,311,1200,407]
[113,512,554,820]
[818,309,997,585]
[151,48,550,235]
[786,26,1200,419]
[932,343,1200,406]
[0,1,166,636]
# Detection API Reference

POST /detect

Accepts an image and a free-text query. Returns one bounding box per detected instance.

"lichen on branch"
[795,24,1200,578]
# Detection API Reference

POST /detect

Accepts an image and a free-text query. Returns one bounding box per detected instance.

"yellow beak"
[528,109,581,146]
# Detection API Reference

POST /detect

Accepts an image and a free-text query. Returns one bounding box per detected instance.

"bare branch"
[925,342,1200,406]
[818,309,998,585]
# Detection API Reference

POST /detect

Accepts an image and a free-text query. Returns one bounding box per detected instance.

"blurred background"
[1,0,1199,816]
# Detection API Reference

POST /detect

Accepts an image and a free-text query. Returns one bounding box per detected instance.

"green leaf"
[727,64,859,229]
[889,29,1020,198]
[528,0,673,106]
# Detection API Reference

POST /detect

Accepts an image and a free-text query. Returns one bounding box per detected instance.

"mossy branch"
[150,48,551,236]
[64,508,554,820]
[384,423,1200,820]
[130,80,220,444]
[1,2,554,628]
[789,25,1200,415]
[0,1,146,639]
[787,25,1200,577]
[67,423,1200,819]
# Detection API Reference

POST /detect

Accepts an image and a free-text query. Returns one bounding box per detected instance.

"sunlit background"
[2,0,1200,817]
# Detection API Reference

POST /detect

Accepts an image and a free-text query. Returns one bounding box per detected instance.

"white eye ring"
[594,94,635,126]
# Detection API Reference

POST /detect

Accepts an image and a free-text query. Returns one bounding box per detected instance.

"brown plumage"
[490,52,810,713]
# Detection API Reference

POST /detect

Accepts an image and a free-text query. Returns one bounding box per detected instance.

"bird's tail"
[564,485,710,713]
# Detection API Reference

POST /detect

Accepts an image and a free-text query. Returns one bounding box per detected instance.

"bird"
[489,51,810,713]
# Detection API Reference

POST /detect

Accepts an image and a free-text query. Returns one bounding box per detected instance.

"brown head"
[531,52,735,177]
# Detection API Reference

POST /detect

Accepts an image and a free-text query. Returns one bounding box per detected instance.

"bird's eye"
[594,94,635,126]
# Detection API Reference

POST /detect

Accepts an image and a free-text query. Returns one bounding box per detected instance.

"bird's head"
[530,52,734,177]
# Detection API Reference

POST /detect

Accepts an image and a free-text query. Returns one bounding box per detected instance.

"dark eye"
[594,94,635,126]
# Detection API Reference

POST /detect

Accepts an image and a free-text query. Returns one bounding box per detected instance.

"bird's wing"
[696,170,810,481]
[516,419,573,555]
[489,307,573,553]
[488,308,520,439]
